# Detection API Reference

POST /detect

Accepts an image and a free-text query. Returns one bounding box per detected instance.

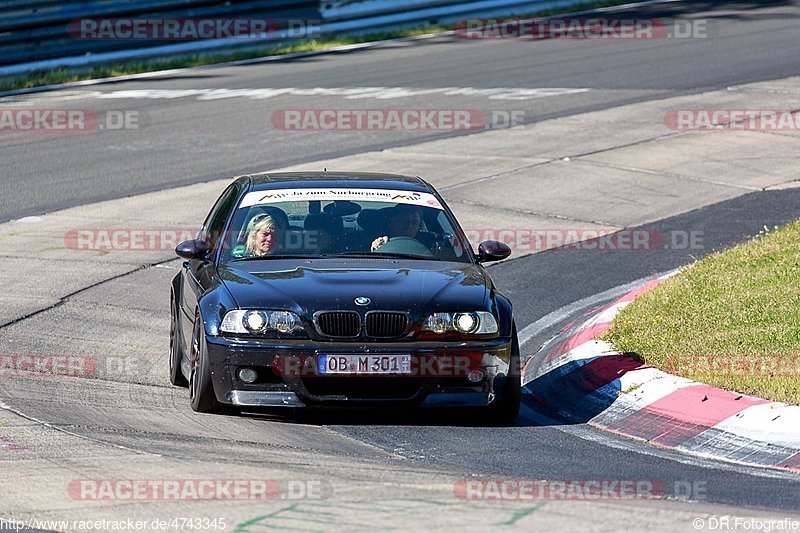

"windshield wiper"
[228,252,435,262]
[333,252,433,260]
[227,255,315,262]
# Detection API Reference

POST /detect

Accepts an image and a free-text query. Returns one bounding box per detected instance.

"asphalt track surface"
[3,0,800,528]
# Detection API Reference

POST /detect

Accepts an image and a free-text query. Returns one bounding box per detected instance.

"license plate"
[317,354,412,375]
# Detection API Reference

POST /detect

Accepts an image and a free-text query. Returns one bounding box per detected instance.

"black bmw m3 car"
[170,172,520,421]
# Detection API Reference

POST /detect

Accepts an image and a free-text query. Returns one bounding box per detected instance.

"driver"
[371,205,432,257]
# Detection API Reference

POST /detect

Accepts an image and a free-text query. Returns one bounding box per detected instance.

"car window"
[200,183,240,248]
[218,187,471,263]
[435,210,467,258]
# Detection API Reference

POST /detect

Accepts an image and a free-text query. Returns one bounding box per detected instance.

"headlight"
[221,310,304,335]
[454,312,478,333]
[426,313,451,334]
[244,311,268,332]
[422,311,498,335]
[271,311,300,333]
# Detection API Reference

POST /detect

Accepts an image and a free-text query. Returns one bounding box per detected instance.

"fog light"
[467,369,485,383]
[238,368,258,384]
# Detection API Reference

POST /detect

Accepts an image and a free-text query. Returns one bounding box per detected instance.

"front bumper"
[205,337,513,409]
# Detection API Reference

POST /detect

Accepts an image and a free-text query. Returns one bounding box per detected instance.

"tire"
[489,323,521,423]
[188,313,223,413]
[169,292,188,387]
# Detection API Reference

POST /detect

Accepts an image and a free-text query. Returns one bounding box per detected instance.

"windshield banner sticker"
[239,188,444,210]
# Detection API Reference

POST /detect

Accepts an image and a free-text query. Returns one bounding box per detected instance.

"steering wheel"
[376,236,434,258]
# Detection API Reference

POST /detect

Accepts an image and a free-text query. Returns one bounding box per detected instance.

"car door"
[180,182,241,348]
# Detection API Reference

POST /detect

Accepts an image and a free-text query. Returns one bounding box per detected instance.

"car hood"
[217,259,489,315]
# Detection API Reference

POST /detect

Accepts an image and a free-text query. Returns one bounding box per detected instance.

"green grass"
[604,220,800,405]
[0,0,639,93]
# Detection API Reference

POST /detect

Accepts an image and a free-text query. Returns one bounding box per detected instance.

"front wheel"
[489,323,521,423]
[188,314,223,413]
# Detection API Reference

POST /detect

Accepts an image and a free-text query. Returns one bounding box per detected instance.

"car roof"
[238,172,434,193]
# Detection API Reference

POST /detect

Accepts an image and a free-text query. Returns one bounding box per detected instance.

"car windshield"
[218,187,472,263]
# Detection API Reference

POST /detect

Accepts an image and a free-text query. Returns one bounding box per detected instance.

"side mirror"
[477,240,512,263]
[175,239,212,260]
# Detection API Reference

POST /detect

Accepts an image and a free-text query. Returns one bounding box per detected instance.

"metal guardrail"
[0,0,587,76]
[320,0,491,21]
[0,0,320,68]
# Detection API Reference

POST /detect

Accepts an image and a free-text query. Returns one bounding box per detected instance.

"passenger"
[245,214,283,257]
